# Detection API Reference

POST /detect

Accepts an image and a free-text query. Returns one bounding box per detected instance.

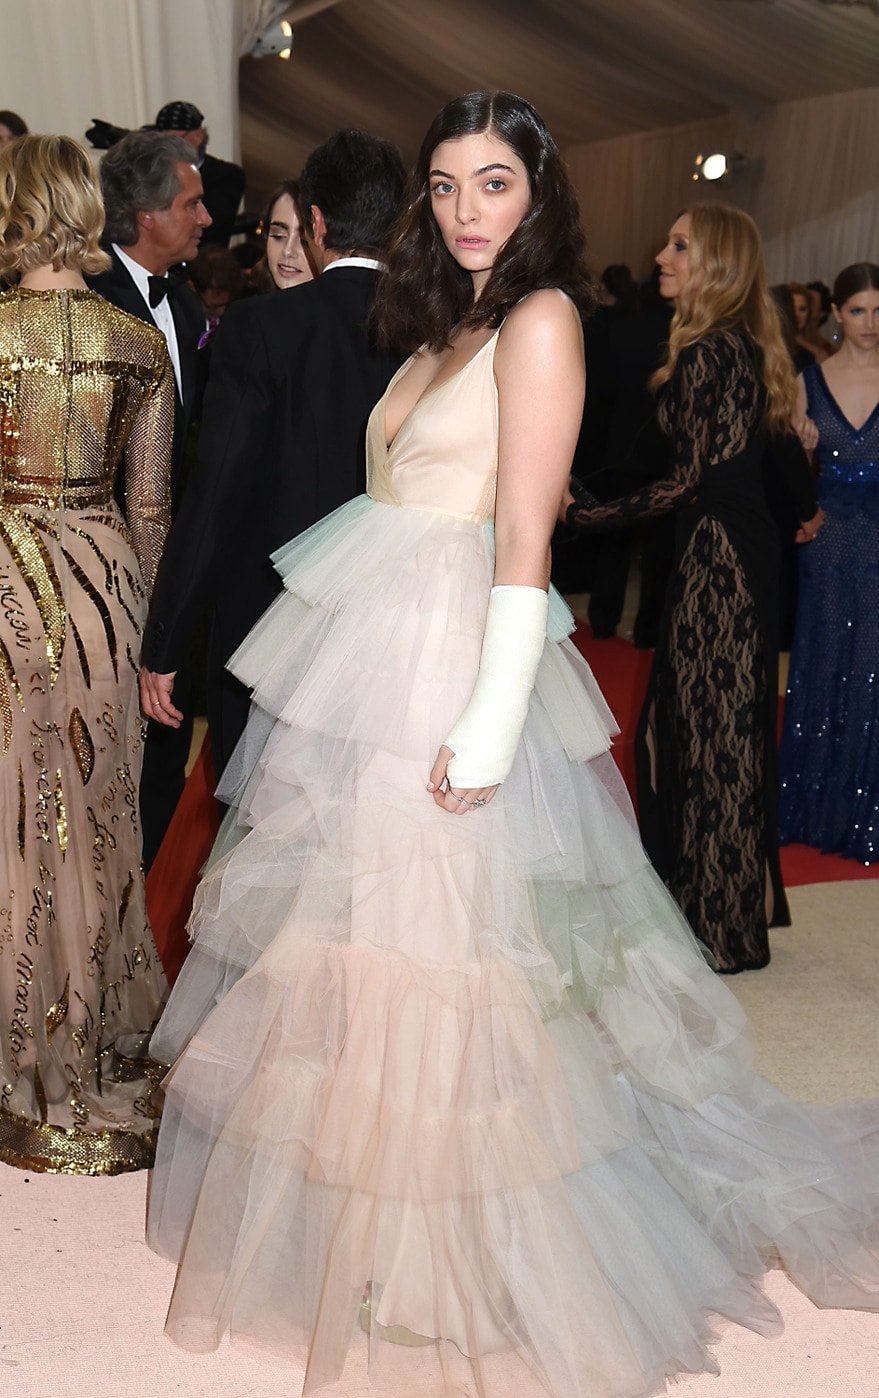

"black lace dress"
[570,329,812,972]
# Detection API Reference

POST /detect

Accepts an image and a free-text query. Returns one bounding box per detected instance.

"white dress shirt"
[113,244,184,401]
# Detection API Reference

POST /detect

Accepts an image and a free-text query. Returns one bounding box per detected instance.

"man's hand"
[139,667,183,727]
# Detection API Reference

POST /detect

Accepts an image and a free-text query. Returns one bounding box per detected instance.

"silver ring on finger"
[470,797,487,809]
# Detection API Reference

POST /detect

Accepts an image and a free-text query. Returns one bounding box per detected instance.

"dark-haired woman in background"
[0,109,27,148]
[145,98,878,1398]
[0,135,172,1173]
[252,178,315,293]
[567,205,820,973]
[773,283,816,373]
[790,279,831,364]
[780,262,879,862]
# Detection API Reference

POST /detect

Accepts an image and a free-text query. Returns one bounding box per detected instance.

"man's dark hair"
[100,130,196,245]
[298,128,405,258]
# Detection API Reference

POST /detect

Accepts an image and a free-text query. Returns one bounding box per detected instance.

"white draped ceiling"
[241,0,879,281]
[1,0,243,159]
[2,0,878,282]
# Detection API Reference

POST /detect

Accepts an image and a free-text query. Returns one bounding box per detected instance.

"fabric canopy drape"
[0,0,242,161]
[566,86,879,285]
[238,0,292,57]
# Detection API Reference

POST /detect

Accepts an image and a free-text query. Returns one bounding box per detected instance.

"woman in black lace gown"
[568,205,820,973]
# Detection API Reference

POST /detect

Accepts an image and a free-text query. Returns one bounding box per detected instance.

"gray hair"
[100,130,196,245]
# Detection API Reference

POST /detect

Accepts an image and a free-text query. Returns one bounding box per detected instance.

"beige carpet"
[2,882,878,1398]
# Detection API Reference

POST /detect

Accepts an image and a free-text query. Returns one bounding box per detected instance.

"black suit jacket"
[87,247,205,507]
[142,266,400,766]
[199,152,246,247]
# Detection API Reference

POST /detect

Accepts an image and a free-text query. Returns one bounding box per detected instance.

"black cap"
[155,101,204,132]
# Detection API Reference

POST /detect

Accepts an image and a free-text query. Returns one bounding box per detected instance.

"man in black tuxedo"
[89,130,210,510]
[153,101,246,248]
[88,130,211,866]
[140,128,406,784]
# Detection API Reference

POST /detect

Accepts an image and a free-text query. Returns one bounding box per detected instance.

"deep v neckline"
[815,366,879,439]
[383,331,499,451]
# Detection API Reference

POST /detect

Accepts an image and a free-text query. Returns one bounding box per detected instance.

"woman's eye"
[485,178,506,192]
[431,181,454,196]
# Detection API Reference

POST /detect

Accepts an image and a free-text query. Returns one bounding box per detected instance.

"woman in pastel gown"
[145,95,879,1398]
[780,261,879,862]
[0,136,173,1174]
[566,206,821,973]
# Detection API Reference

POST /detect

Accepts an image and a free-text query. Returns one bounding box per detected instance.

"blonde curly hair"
[0,134,110,278]
[652,203,795,432]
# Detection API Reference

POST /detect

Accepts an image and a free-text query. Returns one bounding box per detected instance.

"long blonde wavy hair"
[651,204,795,432]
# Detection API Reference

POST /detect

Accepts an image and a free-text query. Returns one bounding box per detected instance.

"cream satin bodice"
[367,330,499,525]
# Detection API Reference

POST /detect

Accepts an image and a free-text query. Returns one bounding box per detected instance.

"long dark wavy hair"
[832,261,879,309]
[374,91,596,352]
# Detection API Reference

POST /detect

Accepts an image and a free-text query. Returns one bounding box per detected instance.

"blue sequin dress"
[779,362,879,862]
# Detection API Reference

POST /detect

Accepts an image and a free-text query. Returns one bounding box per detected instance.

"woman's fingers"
[439,783,499,814]
[428,747,499,813]
[427,744,453,793]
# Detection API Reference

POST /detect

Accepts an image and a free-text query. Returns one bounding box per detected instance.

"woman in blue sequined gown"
[780,263,879,862]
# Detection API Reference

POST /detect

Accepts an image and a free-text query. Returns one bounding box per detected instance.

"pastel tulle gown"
[147,326,879,1398]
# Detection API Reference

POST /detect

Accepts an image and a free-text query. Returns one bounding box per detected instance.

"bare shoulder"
[496,289,583,369]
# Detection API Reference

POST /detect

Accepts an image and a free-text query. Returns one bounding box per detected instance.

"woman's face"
[265,194,314,290]
[428,131,531,297]
[791,292,809,332]
[807,287,823,324]
[656,214,693,300]
[834,289,879,353]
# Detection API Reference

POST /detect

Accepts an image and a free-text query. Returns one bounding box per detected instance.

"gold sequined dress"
[0,287,173,1174]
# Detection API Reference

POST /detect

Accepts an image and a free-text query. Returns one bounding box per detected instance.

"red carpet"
[146,737,220,985]
[571,621,879,889]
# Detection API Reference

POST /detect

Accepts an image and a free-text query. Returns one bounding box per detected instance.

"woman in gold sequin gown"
[0,136,173,1174]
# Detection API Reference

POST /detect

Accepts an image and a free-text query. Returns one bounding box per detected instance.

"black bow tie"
[148,268,188,308]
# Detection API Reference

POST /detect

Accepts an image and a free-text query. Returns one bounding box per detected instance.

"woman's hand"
[427,745,499,815]
[558,478,575,522]
[795,506,825,544]
[793,414,819,453]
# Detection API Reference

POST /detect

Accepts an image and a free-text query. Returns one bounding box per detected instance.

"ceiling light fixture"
[692,151,747,183]
[250,19,293,59]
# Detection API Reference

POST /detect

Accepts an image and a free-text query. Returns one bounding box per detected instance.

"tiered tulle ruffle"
[149,496,879,1398]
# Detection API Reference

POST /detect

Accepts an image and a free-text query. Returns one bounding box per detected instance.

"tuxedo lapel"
[100,248,154,324]
[170,287,202,414]
[90,250,194,410]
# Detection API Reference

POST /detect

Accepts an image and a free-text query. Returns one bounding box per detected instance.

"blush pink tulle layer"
[147,497,879,1398]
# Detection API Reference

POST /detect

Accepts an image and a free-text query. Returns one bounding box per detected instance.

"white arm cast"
[445,584,549,787]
